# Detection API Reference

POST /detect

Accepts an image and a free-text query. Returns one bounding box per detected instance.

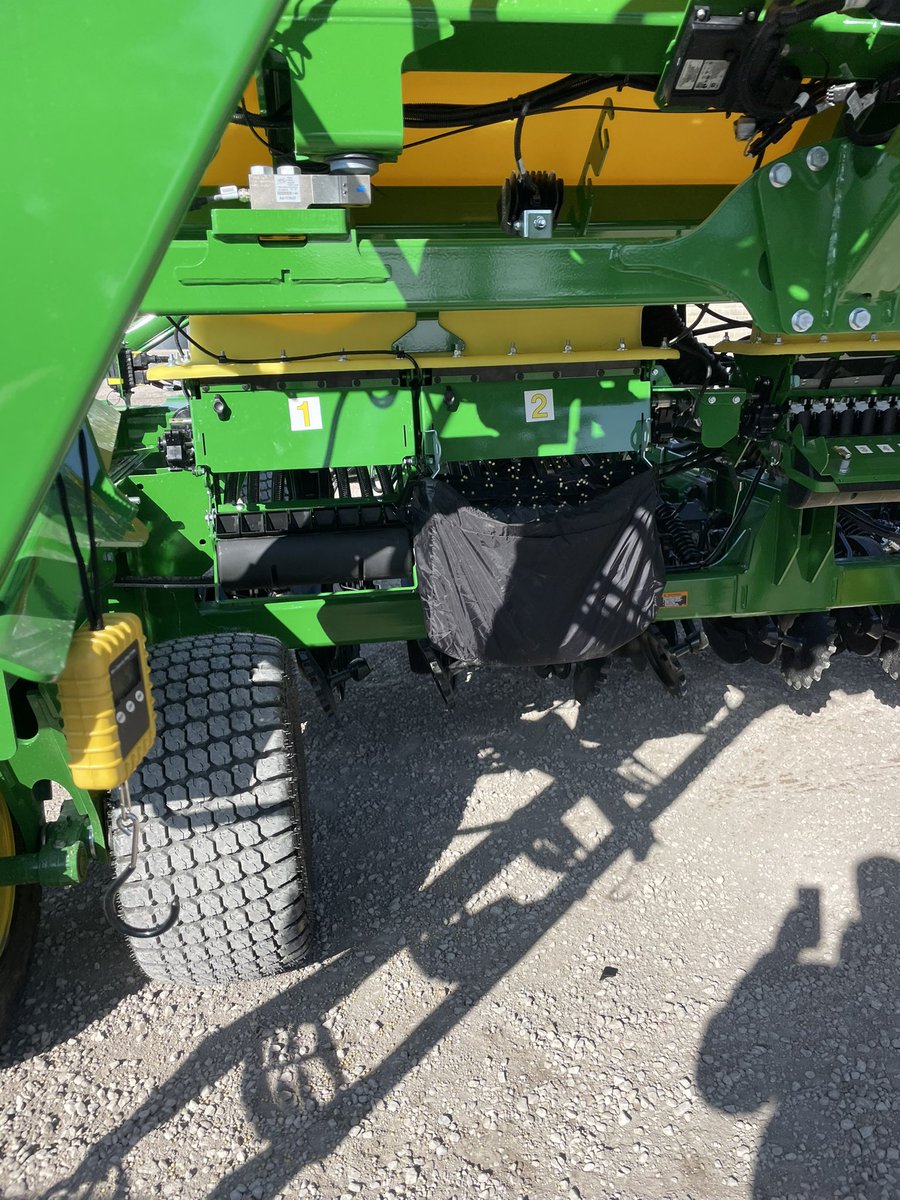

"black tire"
[109,633,313,985]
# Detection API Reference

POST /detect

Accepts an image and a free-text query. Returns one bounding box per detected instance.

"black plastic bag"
[409,470,664,666]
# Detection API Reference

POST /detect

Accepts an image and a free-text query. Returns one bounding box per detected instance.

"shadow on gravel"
[698,857,900,1200]
[24,649,900,1200]
[0,872,143,1068]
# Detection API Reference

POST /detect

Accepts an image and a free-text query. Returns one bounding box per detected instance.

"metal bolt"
[849,307,872,330]
[532,215,547,230]
[563,339,573,353]
[617,338,626,352]
[774,335,783,345]
[452,343,462,358]
[276,163,302,175]
[805,145,829,172]
[508,342,518,356]
[696,6,710,19]
[769,163,792,188]
[732,396,741,405]
[819,334,829,343]
[249,164,274,176]
[708,396,717,405]
[791,309,814,333]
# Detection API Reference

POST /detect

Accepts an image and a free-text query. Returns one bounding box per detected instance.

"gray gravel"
[1,646,898,1200]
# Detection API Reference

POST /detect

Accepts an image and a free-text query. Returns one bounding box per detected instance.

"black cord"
[403,124,482,150]
[513,100,530,175]
[402,100,669,152]
[403,73,656,129]
[163,316,422,377]
[675,461,767,572]
[76,430,103,628]
[232,100,292,130]
[55,472,101,632]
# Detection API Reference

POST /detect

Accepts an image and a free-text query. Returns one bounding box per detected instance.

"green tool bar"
[143,141,900,335]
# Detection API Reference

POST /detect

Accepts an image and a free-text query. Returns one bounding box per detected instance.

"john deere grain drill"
[2,0,900,1007]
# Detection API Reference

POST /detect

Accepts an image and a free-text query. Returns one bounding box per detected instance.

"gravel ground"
[1,646,898,1200]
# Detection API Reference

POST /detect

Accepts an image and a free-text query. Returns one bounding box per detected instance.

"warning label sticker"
[675,58,730,92]
[660,591,689,609]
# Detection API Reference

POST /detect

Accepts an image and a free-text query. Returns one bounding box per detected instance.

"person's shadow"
[697,858,900,1200]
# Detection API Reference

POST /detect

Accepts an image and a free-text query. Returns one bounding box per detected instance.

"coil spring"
[657,501,701,564]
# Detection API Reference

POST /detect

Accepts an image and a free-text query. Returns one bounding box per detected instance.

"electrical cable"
[676,460,767,572]
[232,100,292,130]
[402,101,669,152]
[162,316,421,378]
[55,465,102,632]
[77,430,103,629]
[513,100,530,176]
[403,73,657,129]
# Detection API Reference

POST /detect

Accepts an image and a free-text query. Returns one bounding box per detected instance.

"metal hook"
[103,808,180,939]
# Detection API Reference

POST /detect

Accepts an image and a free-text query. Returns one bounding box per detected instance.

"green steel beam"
[144,141,900,335]
[0,0,285,584]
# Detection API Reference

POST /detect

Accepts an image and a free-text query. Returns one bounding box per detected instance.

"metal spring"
[657,501,701,564]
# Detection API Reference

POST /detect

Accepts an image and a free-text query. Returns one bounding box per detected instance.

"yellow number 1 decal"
[288,395,323,432]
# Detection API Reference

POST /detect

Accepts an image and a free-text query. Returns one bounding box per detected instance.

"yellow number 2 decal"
[524,388,555,423]
[288,395,323,432]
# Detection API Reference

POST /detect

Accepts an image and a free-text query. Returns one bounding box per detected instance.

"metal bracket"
[517,209,554,239]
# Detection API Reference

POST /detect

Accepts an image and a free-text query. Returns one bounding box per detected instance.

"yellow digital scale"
[57,613,156,790]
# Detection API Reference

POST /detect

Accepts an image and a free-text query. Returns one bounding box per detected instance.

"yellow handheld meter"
[58,613,156,790]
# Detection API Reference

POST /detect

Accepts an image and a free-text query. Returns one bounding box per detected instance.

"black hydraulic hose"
[670,461,767,573]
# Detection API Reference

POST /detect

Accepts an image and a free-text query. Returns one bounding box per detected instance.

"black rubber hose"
[641,306,730,386]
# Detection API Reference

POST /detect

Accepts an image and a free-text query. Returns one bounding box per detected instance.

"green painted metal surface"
[145,140,900,336]
[1,691,104,858]
[193,385,416,473]
[422,376,649,460]
[0,803,90,887]
[0,0,284,584]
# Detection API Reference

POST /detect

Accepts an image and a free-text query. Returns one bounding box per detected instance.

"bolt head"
[249,164,274,175]
[769,162,792,188]
[532,215,547,230]
[696,5,710,19]
[732,396,741,405]
[805,145,829,172]
[791,309,814,333]
[708,396,717,405]
[849,307,872,331]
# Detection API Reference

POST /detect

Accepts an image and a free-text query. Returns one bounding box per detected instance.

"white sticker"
[675,58,729,92]
[274,174,302,204]
[846,89,876,121]
[695,60,730,91]
[857,444,873,454]
[288,395,323,431]
[878,443,895,453]
[524,388,555,423]
[675,59,702,90]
